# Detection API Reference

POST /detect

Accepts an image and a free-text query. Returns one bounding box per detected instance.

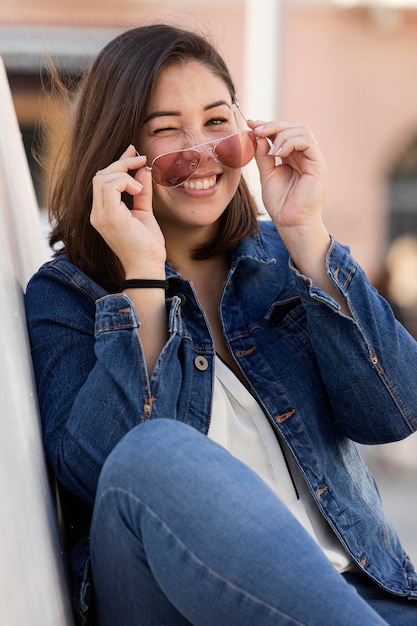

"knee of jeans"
[96,419,195,497]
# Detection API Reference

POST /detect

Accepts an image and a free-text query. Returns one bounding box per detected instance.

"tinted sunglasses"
[145,130,257,188]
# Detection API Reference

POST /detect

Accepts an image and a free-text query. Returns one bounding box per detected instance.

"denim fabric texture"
[90,418,391,626]
[25,220,417,609]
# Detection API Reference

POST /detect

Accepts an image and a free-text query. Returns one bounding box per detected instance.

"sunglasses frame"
[146,129,257,188]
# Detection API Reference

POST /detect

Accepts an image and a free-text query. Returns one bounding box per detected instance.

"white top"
[208,356,355,573]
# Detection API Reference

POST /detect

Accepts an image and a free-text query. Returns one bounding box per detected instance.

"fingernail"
[254,124,265,132]
[268,145,283,156]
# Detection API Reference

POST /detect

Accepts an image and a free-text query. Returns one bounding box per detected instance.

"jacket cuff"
[290,236,355,311]
[94,293,140,335]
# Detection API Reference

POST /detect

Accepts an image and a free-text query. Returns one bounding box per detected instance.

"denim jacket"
[25,220,417,601]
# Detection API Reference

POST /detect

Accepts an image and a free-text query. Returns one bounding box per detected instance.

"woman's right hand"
[91,144,166,279]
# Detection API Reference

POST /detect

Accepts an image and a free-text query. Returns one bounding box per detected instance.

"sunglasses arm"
[235,101,274,152]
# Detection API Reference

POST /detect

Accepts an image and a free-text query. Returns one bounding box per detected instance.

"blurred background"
[1,0,416,560]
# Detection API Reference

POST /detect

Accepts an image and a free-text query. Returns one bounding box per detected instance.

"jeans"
[90,419,412,625]
[342,573,417,626]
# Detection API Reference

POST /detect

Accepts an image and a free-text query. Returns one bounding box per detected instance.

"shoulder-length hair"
[48,24,259,292]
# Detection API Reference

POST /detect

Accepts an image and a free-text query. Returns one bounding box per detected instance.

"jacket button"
[194,356,209,371]
[177,292,187,307]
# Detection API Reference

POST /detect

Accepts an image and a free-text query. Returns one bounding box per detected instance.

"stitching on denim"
[48,260,105,301]
[341,316,417,435]
[317,486,328,499]
[97,323,135,332]
[342,457,400,566]
[343,265,355,288]
[366,349,417,433]
[235,346,256,358]
[275,409,296,424]
[95,486,309,625]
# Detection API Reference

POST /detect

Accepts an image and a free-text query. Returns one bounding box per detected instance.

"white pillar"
[243,0,282,120]
[0,57,72,625]
[242,0,283,207]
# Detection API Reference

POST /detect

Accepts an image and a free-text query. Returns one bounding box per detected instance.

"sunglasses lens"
[215,131,257,168]
[152,149,201,187]
[150,131,256,187]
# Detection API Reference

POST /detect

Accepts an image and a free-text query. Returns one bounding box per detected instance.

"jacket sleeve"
[293,237,417,444]
[25,264,181,504]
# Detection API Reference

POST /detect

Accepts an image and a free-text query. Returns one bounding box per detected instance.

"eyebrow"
[144,100,232,124]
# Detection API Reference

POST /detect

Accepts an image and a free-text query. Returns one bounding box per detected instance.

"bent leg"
[91,419,387,626]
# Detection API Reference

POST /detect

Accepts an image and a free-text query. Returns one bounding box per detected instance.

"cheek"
[150,185,171,216]
[224,169,242,197]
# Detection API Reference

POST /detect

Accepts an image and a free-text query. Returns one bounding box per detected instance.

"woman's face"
[137,60,244,239]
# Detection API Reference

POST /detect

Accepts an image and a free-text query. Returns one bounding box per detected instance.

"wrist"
[279,223,330,273]
[123,266,166,282]
[121,279,168,291]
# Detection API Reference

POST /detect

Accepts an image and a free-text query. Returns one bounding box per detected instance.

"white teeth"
[182,176,216,190]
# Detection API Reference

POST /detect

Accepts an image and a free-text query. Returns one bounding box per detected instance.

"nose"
[198,145,219,164]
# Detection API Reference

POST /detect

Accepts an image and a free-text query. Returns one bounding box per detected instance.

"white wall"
[0,57,73,625]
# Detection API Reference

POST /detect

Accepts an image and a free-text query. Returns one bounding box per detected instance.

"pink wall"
[4,2,417,281]
[282,7,417,280]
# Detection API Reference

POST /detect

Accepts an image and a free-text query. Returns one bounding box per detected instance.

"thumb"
[132,155,153,211]
[247,120,277,176]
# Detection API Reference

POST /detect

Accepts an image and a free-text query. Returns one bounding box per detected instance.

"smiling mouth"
[181,175,217,190]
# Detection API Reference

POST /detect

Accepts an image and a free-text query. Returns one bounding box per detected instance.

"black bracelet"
[121,279,169,290]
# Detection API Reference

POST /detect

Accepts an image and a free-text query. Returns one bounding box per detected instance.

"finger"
[131,151,153,212]
[95,154,147,179]
[249,120,304,134]
[246,119,272,158]
[248,120,312,153]
[93,151,148,214]
[248,119,292,161]
[120,144,137,159]
[93,173,143,218]
[93,170,143,197]
[270,132,313,159]
[246,121,279,170]
[269,125,312,156]
[248,119,302,139]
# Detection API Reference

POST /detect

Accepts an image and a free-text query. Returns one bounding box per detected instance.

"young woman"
[25,24,417,625]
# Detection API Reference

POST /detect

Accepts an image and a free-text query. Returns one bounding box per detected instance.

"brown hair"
[48,24,259,292]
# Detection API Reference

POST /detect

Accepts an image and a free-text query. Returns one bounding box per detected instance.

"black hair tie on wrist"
[121,279,169,290]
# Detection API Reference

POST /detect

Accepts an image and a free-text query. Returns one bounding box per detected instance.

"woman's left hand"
[247,119,327,235]
[247,119,350,316]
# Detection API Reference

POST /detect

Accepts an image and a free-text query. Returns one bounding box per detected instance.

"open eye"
[207,117,228,126]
